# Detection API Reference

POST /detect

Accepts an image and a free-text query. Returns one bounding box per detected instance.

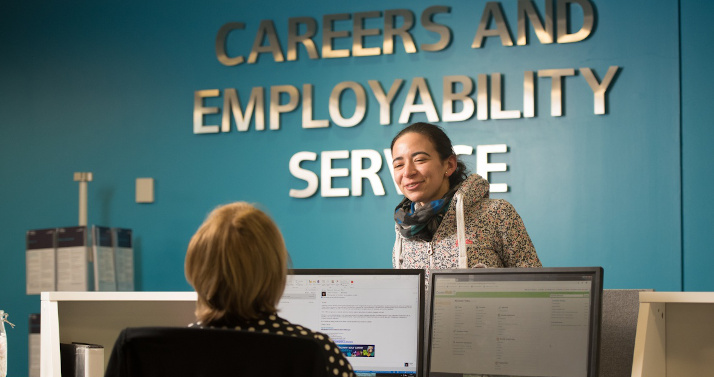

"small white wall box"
[135,178,154,203]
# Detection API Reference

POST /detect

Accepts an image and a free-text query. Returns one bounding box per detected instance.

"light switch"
[136,178,154,203]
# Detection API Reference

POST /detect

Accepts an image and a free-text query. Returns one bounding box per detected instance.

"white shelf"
[40,291,197,377]
[632,291,714,377]
[41,291,196,302]
[638,291,714,303]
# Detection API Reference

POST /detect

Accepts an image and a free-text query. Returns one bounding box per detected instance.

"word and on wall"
[192,0,619,198]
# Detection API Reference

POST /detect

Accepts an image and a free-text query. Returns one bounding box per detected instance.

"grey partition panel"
[598,289,653,377]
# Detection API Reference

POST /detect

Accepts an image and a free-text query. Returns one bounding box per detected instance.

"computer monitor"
[426,267,603,377]
[278,269,425,377]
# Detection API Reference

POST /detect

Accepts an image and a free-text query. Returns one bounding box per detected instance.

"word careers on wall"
[193,0,620,198]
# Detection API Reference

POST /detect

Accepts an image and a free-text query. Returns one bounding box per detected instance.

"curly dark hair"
[390,122,469,188]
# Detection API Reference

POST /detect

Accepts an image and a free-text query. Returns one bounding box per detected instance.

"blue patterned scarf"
[394,187,458,242]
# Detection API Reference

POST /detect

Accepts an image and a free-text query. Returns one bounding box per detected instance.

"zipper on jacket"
[428,242,434,269]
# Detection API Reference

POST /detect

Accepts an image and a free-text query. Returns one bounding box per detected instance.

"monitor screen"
[278,269,425,377]
[426,267,603,377]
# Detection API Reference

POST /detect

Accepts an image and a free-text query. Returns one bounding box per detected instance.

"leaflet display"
[92,226,117,291]
[55,226,90,292]
[26,226,134,293]
[114,228,134,291]
[26,228,57,294]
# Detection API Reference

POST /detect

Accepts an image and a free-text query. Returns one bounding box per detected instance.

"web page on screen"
[430,278,592,377]
[280,274,421,376]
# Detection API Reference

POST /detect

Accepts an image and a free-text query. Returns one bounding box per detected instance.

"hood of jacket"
[455,173,490,205]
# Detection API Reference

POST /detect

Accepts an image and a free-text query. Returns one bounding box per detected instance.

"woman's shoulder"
[189,314,321,337]
[191,315,344,356]
[469,197,522,223]
[274,316,355,377]
[192,315,354,376]
[456,174,490,202]
[271,316,347,353]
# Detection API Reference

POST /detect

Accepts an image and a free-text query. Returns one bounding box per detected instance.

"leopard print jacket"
[393,174,542,275]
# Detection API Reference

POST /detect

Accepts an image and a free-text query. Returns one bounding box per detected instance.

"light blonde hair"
[185,202,288,323]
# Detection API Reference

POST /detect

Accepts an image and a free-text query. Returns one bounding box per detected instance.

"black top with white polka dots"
[190,313,354,377]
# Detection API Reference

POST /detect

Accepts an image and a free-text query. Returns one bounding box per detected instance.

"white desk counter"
[631,292,714,377]
[40,291,197,377]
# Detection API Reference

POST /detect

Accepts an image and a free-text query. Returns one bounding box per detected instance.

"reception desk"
[40,291,197,377]
[40,290,714,377]
[631,292,714,377]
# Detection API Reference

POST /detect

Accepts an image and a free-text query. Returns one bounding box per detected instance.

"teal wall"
[681,1,714,291]
[1,1,712,375]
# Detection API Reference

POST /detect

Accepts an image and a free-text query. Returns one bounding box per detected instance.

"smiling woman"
[391,131,456,206]
[390,123,542,278]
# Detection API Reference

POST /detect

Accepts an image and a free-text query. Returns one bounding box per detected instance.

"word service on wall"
[289,144,509,198]
[192,0,620,198]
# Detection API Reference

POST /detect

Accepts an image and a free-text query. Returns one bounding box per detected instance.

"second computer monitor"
[426,267,603,377]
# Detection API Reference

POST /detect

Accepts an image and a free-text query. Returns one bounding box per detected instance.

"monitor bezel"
[288,268,426,377]
[425,267,603,377]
